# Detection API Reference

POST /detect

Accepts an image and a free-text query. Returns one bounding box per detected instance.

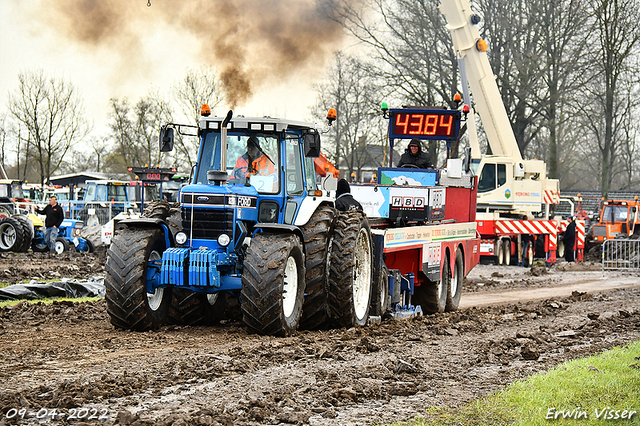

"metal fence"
[602,239,640,275]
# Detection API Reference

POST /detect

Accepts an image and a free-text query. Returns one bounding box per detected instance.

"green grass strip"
[0,296,102,308]
[392,341,640,426]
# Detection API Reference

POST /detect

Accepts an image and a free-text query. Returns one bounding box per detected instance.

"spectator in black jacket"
[562,216,576,262]
[335,179,363,212]
[35,196,65,253]
[397,138,432,169]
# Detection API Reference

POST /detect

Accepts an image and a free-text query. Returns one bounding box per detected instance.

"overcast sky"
[0,1,332,138]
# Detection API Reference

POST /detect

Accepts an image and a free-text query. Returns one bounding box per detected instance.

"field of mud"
[0,252,638,426]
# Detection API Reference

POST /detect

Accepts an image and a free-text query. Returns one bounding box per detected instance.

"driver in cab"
[231,136,277,188]
[397,138,432,169]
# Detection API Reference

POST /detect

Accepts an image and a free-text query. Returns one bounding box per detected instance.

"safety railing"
[602,239,640,275]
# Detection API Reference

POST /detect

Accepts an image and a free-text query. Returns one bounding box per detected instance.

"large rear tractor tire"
[445,249,464,312]
[299,205,336,330]
[13,215,34,253]
[327,211,373,328]
[0,217,26,252]
[105,228,171,330]
[241,233,306,336]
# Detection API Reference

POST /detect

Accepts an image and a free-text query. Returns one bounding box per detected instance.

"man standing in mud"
[35,196,65,254]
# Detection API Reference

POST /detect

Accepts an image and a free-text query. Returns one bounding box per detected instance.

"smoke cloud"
[35,0,351,108]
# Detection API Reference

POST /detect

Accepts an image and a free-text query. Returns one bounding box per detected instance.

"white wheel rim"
[380,269,387,309]
[353,229,372,321]
[282,256,298,318]
[504,241,511,265]
[147,250,164,311]
[0,224,16,249]
[54,241,65,254]
[450,259,459,298]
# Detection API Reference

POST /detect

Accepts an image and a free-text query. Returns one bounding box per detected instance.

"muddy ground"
[0,253,638,426]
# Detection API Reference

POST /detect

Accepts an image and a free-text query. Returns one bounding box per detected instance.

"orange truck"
[591,198,640,242]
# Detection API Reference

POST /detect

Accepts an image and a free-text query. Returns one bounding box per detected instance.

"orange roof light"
[453,93,462,102]
[327,108,337,123]
[476,39,488,52]
[201,104,211,117]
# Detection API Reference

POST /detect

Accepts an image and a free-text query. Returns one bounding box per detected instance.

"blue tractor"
[104,109,375,336]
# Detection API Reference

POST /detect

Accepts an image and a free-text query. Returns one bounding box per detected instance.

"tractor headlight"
[73,229,82,237]
[217,233,231,247]
[175,232,187,245]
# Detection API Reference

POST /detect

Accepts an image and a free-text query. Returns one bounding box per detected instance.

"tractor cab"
[592,199,640,242]
[162,109,332,253]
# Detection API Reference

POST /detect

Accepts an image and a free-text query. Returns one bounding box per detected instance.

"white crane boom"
[439,0,523,162]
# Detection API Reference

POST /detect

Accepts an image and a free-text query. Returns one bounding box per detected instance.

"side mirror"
[159,126,175,152]
[304,132,321,157]
[464,146,471,173]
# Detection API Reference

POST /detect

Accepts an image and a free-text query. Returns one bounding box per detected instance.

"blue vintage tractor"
[104,109,375,336]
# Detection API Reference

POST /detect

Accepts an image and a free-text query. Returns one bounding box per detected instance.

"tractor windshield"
[196,131,280,194]
[601,205,628,223]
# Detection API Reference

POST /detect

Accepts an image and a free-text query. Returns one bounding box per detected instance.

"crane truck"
[439,0,584,265]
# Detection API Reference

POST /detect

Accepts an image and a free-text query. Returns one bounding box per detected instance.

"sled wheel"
[169,289,233,326]
[105,228,171,330]
[445,248,464,311]
[299,205,336,330]
[241,233,305,336]
[503,239,511,266]
[54,237,70,254]
[0,217,26,252]
[370,264,390,317]
[12,215,33,252]
[327,211,373,328]
[417,254,449,314]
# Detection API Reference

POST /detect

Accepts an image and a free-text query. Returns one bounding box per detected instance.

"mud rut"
[0,251,638,426]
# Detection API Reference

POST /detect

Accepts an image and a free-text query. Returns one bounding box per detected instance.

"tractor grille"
[592,225,607,237]
[182,208,233,240]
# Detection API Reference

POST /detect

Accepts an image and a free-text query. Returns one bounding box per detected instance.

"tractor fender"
[252,223,305,253]
[117,218,174,248]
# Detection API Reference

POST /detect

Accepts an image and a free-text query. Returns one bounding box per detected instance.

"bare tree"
[529,0,591,179]
[172,67,225,168]
[8,70,88,186]
[312,52,384,179]
[585,0,640,198]
[107,93,173,173]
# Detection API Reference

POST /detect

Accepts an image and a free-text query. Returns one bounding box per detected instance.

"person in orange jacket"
[231,136,277,189]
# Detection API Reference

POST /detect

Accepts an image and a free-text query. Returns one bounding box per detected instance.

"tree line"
[0,67,223,187]
[1,0,639,198]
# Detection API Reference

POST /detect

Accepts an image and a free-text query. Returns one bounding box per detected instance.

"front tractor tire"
[105,228,171,331]
[327,211,373,328]
[241,233,306,337]
[299,205,336,330]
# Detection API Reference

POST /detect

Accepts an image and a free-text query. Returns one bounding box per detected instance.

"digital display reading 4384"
[389,109,460,141]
